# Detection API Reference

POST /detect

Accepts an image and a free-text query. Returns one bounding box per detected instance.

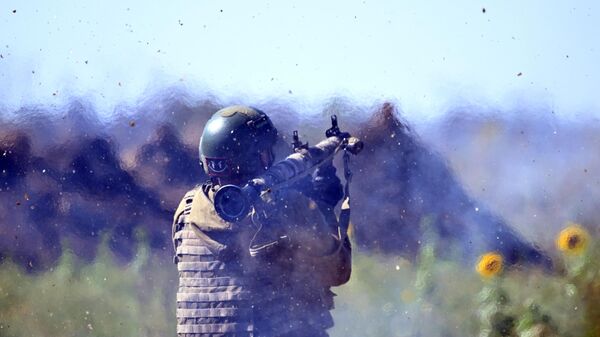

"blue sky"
[1,0,599,120]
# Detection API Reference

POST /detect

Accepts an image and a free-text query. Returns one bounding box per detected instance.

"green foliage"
[477,282,517,337]
[1,226,599,337]
[331,222,595,337]
[0,236,176,337]
[516,301,559,337]
[560,236,600,337]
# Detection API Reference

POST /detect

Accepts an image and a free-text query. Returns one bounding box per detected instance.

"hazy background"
[1,0,599,119]
[1,1,600,336]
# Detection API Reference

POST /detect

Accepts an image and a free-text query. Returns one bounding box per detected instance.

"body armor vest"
[174,188,254,337]
[173,186,342,337]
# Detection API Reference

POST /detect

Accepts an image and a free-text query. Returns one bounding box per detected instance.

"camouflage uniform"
[173,186,351,337]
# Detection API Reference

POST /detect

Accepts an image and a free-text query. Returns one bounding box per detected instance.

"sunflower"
[476,252,504,278]
[556,224,589,255]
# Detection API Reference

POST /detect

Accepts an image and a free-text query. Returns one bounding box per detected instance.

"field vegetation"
[1,224,597,337]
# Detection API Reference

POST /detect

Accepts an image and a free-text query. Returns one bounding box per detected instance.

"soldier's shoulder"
[176,184,235,231]
[181,185,203,202]
[173,185,209,219]
[276,189,321,219]
[279,188,313,207]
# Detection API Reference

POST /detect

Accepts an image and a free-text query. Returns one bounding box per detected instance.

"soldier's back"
[173,187,338,337]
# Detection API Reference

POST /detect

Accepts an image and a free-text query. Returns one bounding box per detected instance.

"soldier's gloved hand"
[310,162,343,207]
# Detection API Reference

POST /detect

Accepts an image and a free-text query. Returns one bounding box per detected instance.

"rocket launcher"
[213,115,363,222]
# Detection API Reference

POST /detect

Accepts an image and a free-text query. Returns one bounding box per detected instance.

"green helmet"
[200,105,278,181]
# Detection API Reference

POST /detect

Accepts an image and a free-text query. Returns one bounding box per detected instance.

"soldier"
[172,105,352,337]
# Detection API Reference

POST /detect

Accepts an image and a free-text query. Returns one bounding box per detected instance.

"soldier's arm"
[282,192,352,287]
[301,234,352,287]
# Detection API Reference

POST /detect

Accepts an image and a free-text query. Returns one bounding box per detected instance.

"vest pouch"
[187,222,229,258]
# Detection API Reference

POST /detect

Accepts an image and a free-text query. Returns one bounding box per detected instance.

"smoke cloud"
[3,91,588,272]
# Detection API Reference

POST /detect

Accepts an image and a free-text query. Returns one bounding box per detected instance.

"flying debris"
[0,97,551,270]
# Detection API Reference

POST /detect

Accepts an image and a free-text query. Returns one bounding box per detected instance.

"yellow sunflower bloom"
[556,224,589,255]
[476,252,504,278]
